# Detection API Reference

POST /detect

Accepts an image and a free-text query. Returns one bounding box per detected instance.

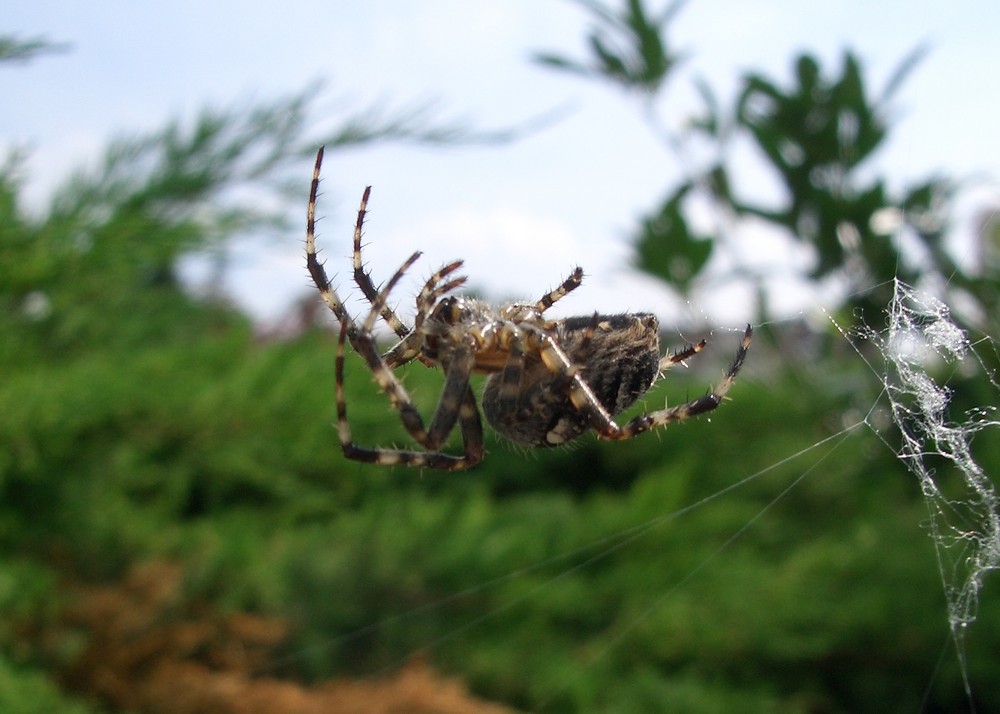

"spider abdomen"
[483,313,660,447]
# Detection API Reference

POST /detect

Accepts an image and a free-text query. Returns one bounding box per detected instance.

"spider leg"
[604,325,753,439]
[413,261,467,331]
[535,267,584,313]
[361,250,422,334]
[529,324,752,442]
[425,348,479,447]
[382,259,467,369]
[359,252,476,446]
[490,337,527,424]
[659,338,707,373]
[492,314,596,428]
[306,146,358,336]
[306,146,413,339]
[337,251,484,468]
[523,326,622,441]
[335,320,484,471]
[349,183,414,340]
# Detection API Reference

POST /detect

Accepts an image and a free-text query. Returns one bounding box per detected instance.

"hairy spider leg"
[659,338,707,373]
[349,182,415,339]
[335,251,485,469]
[361,254,478,445]
[535,267,584,313]
[478,267,587,430]
[305,146,359,337]
[491,332,526,422]
[413,261,467,331]
[306,146,417,341]
[361,251,422,334]
[493,310,603,430]
[335,319,484,470]
[383,259,467,369]
[600,325,752,439]
[532,324,752,441]
[490,268,587,419]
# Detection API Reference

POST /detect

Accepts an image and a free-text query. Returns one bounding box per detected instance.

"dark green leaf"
[634,184,714,292]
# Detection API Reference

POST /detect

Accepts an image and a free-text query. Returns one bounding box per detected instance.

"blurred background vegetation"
[2,3,999,712]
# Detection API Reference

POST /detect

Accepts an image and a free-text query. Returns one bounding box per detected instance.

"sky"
[4,1,999,330]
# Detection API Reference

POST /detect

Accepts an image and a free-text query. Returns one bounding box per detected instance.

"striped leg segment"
[350,184,414,340]
[535,267,584,313]
[536,324,753,441]
[333,256,485,471]
[305,146,357,336]
[335,317,484,471]
[383,259,467,369]
[308,146,483,470]
[611,325,753,438]
[659,338,707,373]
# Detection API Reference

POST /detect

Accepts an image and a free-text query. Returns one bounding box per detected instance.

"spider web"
[835,278,1000,690]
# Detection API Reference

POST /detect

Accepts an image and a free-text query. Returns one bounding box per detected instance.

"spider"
[305,147,752,471]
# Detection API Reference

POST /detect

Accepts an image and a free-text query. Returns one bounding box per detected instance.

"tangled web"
[843,278,1000,672]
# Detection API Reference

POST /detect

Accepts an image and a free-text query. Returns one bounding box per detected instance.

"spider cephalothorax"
[305,146,752,471]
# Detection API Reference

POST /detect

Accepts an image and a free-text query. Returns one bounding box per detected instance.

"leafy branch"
[534,0,987,331]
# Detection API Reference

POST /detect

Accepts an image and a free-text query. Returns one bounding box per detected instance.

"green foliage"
[7,150,993,709]
[0,657,104,714]
[1,94,302,363]
[633,183,713,293]
[535,2,997,336]
[0,556,104,713]
[240,377,995,712]
[731,48,960,318]
[535,0,687,94]
[0,34,70,64]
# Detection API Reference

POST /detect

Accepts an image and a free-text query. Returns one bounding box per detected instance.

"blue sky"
[4,1,998,328]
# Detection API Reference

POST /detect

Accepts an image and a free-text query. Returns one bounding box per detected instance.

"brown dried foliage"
[54,561,512,714]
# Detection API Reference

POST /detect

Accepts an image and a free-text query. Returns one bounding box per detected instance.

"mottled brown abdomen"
[483,313,660,447]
